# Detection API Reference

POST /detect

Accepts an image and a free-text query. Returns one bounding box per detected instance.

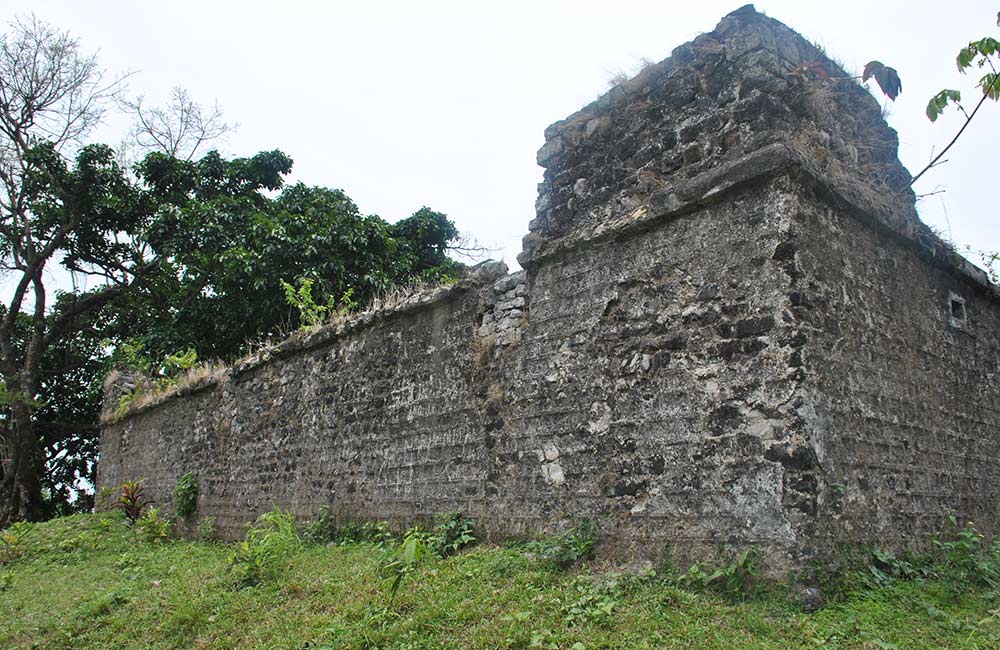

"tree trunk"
[0,401,44,527]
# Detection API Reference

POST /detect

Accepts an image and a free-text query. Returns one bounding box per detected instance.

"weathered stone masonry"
[99,6,1000,570]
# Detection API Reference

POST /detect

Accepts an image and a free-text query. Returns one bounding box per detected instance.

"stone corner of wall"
[518,3,948,285]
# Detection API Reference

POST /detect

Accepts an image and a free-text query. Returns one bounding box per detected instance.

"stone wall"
[99,5,1000,571]
[791,183,1000,550]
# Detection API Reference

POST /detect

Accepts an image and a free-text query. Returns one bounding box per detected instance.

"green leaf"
[957,46,975,71]
[977,37,999,56]
[926,98,942,122]
[926,89,962,121]
[863,60,902,100]
[980,73,1000,100]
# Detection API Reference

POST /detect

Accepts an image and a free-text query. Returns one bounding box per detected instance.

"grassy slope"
[1,514,999,649]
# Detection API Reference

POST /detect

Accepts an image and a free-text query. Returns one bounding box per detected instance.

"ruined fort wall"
[98,277,504,540]
[97,169,1000,568]
[486,177,809,563]
[787,184,1000,549]
[99,177,815,565]
[99,6,1000,570]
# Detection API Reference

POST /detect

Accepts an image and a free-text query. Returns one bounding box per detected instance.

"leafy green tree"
[0,16,463,523]
[0,138,154,525]
[122,163,461,361]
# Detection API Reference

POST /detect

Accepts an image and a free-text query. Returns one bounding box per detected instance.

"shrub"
[173,472,198,521]
[136,506,172,543]
[229,509,301,588]
[428,512,475,558]
[111,480,153,524]
[932,517,1000,587]
[0,521,32,565]
[379,527,429,604]
[527,520,596,570]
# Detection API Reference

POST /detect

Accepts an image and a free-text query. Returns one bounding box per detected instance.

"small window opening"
[948,292,967,328]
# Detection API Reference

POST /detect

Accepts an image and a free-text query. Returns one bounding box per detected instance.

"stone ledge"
[519,141,998,302]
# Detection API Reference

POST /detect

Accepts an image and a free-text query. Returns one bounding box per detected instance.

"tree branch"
[910,73,1000,187]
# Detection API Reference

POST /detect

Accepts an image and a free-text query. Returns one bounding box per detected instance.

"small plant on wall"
[173,472,198,521]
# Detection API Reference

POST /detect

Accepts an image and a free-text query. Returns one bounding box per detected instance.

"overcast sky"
[5,0,1000,278]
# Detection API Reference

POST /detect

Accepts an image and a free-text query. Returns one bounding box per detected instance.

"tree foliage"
[117,153,461,362]
[0,15,464,523]
[926,32,1000,121]
[0,15,133,525]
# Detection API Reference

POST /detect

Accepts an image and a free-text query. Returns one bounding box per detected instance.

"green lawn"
[1,513,998,649]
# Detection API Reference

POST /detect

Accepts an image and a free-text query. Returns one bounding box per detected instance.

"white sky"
[4,0,999,277]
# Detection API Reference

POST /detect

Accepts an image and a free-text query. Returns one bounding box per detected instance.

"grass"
[2,513,999,649]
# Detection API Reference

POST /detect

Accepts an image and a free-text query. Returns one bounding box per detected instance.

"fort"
[98,5,1000,572]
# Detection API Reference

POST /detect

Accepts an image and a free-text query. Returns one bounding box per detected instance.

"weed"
[173,472,198,521]
[932,517,1000,587]
[301,507,393,546]
[0,521,32,564]
[472,334,496,369]
[0,570,11,591]
[3,513,1000,649]
[863,519,1000,591]
[114,383,144,419]
[527,520,596,570]
[865,547,933,587]
[228,508,301,588]
[113,551,144,581]
[113,551,140,571]
[78,590,128,619]
[96,485,115,510]
[280,277,356,328]
[111,480,153,524]
[111,350,225,421]
[160,348,199,378]
[136,506,172,543]
[561,575,618,627]
[299,506,339,544]
[428,512,475,558]
[673,549,758,600]
[379,527,429,604]
[197,516,217,541]
[58,531,100,554]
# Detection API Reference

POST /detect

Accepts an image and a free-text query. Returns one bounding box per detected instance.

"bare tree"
[0,15,130,524]
[120,86,235,160]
